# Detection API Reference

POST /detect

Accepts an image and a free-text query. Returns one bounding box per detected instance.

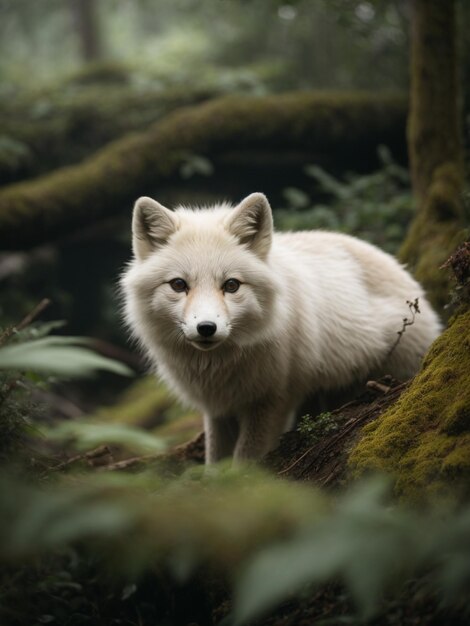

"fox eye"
[223,278,241,293]
[169,278,188,293]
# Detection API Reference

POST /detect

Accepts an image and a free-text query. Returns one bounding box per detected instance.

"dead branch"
[0,298,51,346]
[366,380,392,394]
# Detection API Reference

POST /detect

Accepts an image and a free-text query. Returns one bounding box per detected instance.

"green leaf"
[45,421,167,453]
[304,165,349,200]
[14,320,67,342]
[0,337,133,378]
[283,187,310,210]
[180,153,213,179]
[7,487,133,554]
[233,479,415,624]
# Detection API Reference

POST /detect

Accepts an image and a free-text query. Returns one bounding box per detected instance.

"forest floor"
[156,378,467,626]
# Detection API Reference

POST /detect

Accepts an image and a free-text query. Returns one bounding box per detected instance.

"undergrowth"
[296,411,339,444]
[0,312,469,626]
[276,145,412,253]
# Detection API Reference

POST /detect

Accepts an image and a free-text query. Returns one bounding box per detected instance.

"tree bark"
[399,0,466,310]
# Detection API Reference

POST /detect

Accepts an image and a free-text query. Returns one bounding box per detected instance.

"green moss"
[91,377,201,446]
[349,310,470,504]
[0,91,407,249]
[441,397,470,434]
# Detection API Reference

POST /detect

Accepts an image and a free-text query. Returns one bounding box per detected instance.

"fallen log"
[0,91,407,250]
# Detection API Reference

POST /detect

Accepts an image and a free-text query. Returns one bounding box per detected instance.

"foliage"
[0,134,32,176]
[44,421,166,455]
[0,74,217,183]
[297,411,339,443]
[233,478,470,624]
[0,0,409,92]
[90,376,202,446]
[0,469,469,625]
[0,336,133,378]
[179,153,214,179]
[0,467,326,568]
[0,319,132,464]
[0,311,469,625]
[275,146,413,252]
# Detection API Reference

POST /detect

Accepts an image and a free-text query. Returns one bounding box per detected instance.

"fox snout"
[182,299,230,350]
[183,317,229,349]
[197,321,217,337]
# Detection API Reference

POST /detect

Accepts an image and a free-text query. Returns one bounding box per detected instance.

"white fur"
[121,193,441,463]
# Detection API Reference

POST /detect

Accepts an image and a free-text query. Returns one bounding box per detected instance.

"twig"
[387,298,420,357]
[52,452,88,471]
[17,298,51,331]
[52,445,112,471]
[98,454,157,471]
[0,379,18,405]
[278,406,378,477]
[0,298,51,346]
[278,443,318,476]
[366,380,391,394]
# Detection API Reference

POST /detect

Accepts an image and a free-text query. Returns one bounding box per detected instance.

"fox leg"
[233,405,288,462]
[204,414,239,464]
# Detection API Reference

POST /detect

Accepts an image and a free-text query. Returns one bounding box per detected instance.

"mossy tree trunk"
[399,0,466,311]
[69,0,103,62]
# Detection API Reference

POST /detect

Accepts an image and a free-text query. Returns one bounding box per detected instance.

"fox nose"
[197,321,217,337]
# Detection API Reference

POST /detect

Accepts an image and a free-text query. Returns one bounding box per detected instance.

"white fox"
[121,193,441,463]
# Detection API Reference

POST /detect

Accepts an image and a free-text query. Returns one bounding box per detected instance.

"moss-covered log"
[0,91,407,250]
[399,0,467,310]
[0,81,216,184]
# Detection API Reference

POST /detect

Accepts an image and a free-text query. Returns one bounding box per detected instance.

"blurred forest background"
[0,1,469,625]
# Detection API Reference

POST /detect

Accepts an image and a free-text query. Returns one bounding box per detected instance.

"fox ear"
[132,196,178,260]
[226,193,273,259]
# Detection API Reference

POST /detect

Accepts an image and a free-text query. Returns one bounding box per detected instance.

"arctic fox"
[121,193,441,464]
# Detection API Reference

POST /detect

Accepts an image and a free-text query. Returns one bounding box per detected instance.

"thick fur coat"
[121,193,441,463]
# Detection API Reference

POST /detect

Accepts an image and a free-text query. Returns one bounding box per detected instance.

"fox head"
[122,193,280,353]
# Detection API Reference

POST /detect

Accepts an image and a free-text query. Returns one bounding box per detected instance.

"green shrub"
[276,146,413,253]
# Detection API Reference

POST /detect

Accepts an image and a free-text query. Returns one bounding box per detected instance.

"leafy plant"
[0,315,133,464]
[276,146,413,252]
[45,421,166,454]
[297,412,339,443]
[0,134,31,171]
[0,469,469,625]
[233,478,470,624]
[0,335,133,378]
[179,153,214,179]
